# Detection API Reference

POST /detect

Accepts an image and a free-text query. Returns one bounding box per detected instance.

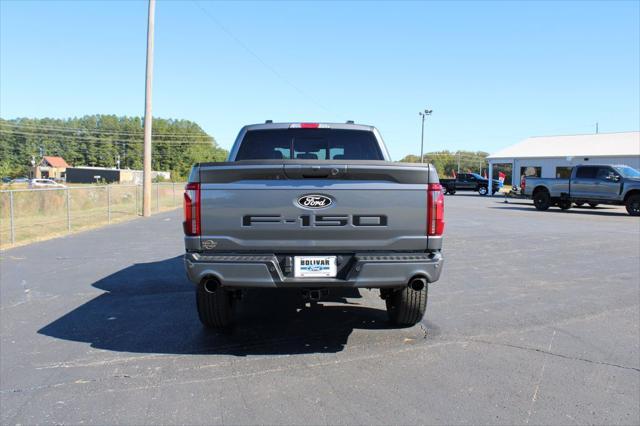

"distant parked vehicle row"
[523,164,640,216]
[440,173,501,196]
[1,177,30,185]
[28,179,67,189]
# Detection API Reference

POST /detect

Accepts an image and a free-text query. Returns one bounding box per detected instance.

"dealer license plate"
[294,256,337,278]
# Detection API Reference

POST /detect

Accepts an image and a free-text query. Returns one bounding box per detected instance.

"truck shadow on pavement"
[490,202,628,217]
[38,256,418,356]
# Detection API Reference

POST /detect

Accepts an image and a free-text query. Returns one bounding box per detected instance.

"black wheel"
[559,200,572,210]
[575,202,585,207]
[385,285,428,326]
[533,190,551,211]
[196,279,235,329]
[478,186,488,196]
[588,203,599,208]
[626,195,640,216]
[449,189,456,195]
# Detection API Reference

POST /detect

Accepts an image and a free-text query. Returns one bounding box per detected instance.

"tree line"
[400,150,490,178]
[0,115,228,180]
[0,117,495,182]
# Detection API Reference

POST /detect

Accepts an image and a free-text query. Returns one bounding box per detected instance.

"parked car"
[523,164,640,216]
[440,173,500,195]
[183,121,445,329]
[9,177,30,184]
[28,179,66,189]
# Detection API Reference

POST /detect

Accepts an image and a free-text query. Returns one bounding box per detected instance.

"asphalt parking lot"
[1,194,639,425]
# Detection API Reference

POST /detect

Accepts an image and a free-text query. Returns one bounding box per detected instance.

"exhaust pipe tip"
[202,277,220,294]
[409,277,427,292]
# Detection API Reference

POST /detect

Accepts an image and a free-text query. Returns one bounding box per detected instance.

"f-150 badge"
[297,194,332,209]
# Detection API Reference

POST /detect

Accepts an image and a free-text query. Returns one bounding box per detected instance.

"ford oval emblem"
[297,194,332,209]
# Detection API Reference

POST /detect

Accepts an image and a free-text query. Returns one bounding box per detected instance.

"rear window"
[575,166,598,179]
[235,129,384,161]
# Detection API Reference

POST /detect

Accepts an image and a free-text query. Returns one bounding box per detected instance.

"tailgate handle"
[284,165,346,179]
[303,168,332,178]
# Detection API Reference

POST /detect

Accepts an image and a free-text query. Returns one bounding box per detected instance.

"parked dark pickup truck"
[523,164,640,215]
[183,122,445,329]
[440,173,500,195]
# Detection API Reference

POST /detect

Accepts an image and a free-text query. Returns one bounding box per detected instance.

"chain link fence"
[0,183,184,249]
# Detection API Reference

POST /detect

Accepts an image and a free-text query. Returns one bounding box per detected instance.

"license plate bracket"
[294,256,337,278]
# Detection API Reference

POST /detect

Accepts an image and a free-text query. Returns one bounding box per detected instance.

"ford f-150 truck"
[183,122,445,329]
[523,164,640,215]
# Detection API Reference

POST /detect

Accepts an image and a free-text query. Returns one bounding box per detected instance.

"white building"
[487,131,640,190]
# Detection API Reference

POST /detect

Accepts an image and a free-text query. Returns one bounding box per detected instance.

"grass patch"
[0,183,184,249]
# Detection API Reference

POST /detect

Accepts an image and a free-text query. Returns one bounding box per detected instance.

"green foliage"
[0,115,228,180]
[399,150,490,178]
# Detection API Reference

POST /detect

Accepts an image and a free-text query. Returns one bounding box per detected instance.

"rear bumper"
[184,252,443,289]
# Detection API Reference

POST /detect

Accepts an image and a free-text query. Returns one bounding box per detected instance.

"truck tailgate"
[190,161,437,253]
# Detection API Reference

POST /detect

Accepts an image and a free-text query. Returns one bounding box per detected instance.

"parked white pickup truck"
[523,164,640,215]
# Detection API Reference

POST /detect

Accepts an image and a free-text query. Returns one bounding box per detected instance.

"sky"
[1,0,639,160]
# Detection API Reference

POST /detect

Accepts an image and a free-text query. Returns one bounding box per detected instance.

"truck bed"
[524,177,569,197]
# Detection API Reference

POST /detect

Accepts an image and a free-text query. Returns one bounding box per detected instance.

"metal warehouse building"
[487,131,640,191]
[65,167,171,184]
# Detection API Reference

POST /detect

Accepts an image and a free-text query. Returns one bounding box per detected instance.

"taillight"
[183,182,200,236]
[427,183,445,236]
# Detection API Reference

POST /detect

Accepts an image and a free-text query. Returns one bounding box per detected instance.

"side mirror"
[606,174,620,182]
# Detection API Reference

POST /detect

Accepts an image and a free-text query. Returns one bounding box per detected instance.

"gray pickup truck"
[523,164,640,215]
[183,122,445,329]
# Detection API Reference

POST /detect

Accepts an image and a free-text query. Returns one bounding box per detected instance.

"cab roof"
[241,122,376,132]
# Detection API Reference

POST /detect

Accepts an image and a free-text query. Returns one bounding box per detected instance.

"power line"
[0,122,213,139]
[0,129,217,145]
[192,0,336,116]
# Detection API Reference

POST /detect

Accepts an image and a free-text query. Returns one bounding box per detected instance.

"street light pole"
[418,109,432,163]
[142,0,156,217]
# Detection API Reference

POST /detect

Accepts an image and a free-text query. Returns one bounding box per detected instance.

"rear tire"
[588,203,599,208]
[478,186,488,196]
[574,202,584,207]
[533,190,551,211]
[196,280,235,329]
[626,195,640,216]
[385,285,428,326]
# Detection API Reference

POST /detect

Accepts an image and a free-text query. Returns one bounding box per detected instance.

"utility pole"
[595,122,599,134]
[457,151,461,174]
[142,0,156,217]
[116,154,121,170]
[418,109,432,163]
